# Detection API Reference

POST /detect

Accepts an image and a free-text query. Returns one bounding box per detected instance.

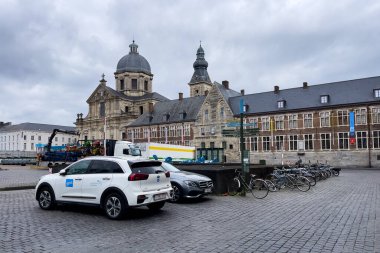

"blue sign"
[226,122,257,127]
[349,111,355,134]
[240,99,245,113]
[66,179,73,187]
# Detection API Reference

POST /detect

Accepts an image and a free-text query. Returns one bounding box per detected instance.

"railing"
[0,151,37,158]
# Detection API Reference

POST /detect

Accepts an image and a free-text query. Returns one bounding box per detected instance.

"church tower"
[114,41,153,97]
[188,44,212,97]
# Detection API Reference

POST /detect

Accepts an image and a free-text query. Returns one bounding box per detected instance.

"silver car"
[161,162,213,202]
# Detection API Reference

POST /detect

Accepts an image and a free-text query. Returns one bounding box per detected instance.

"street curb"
[0,185,35,191]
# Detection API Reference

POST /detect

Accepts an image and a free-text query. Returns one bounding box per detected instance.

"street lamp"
[240,99,249,185]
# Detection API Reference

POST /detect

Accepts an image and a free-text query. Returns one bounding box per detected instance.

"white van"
[113,141,142,157]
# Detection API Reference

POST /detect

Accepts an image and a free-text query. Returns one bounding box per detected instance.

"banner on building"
[349,111,355,138]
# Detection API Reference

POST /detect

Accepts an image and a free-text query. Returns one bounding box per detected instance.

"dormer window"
[277,100,286,109]
[374,89,380,98]
[320,95,329,104]
[163,114,170,122]
[180,111,187,120]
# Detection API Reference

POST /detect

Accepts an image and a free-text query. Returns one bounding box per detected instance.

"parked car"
[160,162,213,202]
[35,157,173,219]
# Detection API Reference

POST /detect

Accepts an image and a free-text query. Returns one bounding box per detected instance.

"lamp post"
[240,99,249,192]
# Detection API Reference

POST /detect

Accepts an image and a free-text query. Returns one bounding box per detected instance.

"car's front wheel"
[103,192,128,220]
[38,187,55,210]
[147,201,165,211]
[170,183,182,203]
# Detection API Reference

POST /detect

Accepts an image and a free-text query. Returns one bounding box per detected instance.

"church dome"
[116,41,152,75]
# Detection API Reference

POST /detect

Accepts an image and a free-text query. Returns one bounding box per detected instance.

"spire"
[189,43,211,84]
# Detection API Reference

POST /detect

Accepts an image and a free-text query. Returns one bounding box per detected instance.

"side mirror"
[59,169,67,176]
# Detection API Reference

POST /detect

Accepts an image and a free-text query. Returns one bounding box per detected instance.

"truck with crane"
[38,128,82,167]
[39,129,143,172]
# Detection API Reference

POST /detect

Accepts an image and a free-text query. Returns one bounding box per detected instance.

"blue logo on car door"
[66,179,73,187]
[157,175,160,182]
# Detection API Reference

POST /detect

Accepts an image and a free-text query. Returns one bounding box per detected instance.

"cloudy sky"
[1,0,380,126]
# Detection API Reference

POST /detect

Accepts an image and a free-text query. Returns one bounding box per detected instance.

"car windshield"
[161,162,180,172]
[130,146,142,156]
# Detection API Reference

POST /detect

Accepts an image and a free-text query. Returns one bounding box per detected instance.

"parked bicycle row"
[227,160,341,199]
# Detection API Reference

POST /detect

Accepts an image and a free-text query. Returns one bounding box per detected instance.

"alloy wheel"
[106,196,121,218]
[39,190,51,208]
[171,185,181,202]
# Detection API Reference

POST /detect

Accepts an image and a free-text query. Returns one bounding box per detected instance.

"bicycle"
[266,168,311,192]
[228,169,269,199]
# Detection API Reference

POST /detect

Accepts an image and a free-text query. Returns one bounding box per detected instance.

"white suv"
[35,156,173,219]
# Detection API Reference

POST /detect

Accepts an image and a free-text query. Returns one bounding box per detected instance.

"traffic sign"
[225,122,257,127]
[222,128,259,137]
[222,129,239,137]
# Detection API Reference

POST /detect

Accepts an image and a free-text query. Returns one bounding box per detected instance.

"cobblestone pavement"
[0,165,48,190]
[0,169,380,252]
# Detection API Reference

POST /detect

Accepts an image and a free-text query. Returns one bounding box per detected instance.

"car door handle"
[102,177,111,180]
[75,178,82,181]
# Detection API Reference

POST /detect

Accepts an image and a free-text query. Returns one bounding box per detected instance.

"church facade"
[75,41,169,141]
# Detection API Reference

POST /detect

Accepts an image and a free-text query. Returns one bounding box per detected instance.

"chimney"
[204,90,209,96]
[148,102,154,113]
[274,85,280,94]
[240,89,245,95]
[222,80,229,89]
[179,92,183,100]
[303,82,308,89]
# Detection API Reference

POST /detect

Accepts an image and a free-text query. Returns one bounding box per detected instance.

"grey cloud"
[1,0,380,126]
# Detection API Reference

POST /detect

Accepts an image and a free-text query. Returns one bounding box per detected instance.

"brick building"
[229,77,380,167]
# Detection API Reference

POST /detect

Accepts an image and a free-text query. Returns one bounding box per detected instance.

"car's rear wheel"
[38,187,55,210]
[170,183,182,203]
[104,192,128,220]
[147,201,165,211]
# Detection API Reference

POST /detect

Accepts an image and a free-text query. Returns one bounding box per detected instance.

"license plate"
[153,193,167,201]
[204,188,212,193]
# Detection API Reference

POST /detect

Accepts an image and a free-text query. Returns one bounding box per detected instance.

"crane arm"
[46,129,79,152]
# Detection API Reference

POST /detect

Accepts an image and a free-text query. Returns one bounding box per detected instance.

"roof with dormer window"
[129,96,206,126]
[229,76,380,116]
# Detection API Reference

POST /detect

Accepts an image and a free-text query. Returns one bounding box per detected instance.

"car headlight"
[184,180,198,187]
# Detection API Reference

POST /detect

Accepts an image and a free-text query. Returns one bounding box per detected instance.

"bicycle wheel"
[306,175,316,186]
[266,174,281,191]
[265,179,277,192]
[320,171,328,180]
[285,175,296,189]
[228,177,241,196]
[295,176,311,192]
[250,179,269,199]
